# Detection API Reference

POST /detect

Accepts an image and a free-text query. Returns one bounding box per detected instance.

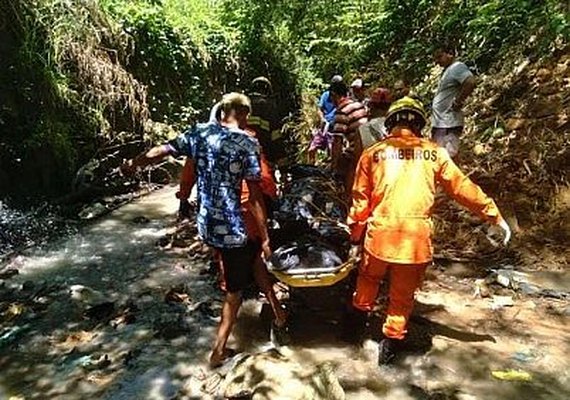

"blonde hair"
[220,92,251,115]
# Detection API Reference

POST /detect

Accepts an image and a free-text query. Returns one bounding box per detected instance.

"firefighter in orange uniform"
[347,97,511,365]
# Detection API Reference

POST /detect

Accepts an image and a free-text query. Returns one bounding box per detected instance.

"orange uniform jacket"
[241,129,277,240]
[348,128,504,264]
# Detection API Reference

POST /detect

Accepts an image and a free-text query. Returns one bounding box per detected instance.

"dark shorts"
[216,240,261,293]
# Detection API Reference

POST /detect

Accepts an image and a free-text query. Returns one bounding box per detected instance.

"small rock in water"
[69,284,105,304]
[77,354,111,371]
[132,216,150,224]
[0,268,19,280]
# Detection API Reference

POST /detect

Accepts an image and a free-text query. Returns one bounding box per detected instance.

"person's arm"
[243,139,271,257]
[453,76,476,110]
[208,102,221,123]
[246,180,271,256]
[122,129,194,175]
[176,158,196,200]
[259,151,278,200]
[452,64,476,111]
[347,151,373,244]
[331,135,343,171]
[436,149,510,243]
[121,145,171,175]
[352,129,364,166]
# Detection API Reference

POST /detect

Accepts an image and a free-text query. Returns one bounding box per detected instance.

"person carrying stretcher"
[347,96,511,365]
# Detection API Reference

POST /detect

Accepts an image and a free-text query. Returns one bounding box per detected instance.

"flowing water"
[0,186,569,399]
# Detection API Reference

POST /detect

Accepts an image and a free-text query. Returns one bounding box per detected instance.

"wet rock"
[84,301,116,321]
[132,216,150,224]
[191,301,218,319]
[0,324,31,348]
[4,303,25,321]
[122,348,143,368]
[111,302,138,328]
[0,268,19,280]
[223,349,345,400]
[79,203,108,220]
[156,235,171,248]
[165,285,191,305]
[75,354,111,371]
[21,280,35,292]
[70,284,105,304]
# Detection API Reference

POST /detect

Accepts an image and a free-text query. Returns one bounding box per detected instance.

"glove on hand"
[498,219,512,246]
[487,220,512,247]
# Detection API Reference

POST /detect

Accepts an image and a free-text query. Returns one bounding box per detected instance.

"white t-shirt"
[431,61,473,128]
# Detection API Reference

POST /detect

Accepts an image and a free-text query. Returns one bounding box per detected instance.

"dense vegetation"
[0,0,568,202]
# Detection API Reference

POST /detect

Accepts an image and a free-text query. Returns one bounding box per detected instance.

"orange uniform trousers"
[353,250,427,340]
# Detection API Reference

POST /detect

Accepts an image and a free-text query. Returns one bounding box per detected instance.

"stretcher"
[268,259,356,288]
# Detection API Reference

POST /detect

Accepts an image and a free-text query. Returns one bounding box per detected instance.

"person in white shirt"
[353,88,392,162]
[431,45,477,158]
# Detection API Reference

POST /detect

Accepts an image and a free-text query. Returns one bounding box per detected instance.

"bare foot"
[209,348,237,369]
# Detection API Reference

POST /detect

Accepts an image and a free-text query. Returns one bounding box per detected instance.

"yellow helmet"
[384,96,427,134]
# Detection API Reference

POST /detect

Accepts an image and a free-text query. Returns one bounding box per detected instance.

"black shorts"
[217,240,261,293]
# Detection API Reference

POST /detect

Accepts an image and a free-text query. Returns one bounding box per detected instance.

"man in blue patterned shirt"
[122,93,285,367]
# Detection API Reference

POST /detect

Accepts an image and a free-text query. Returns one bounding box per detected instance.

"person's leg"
[210,291,242,367]
[378,263,427,364]
[347,251,388,343]
[177,158,195,219]
[210,245,254,367]
[253,255,287,326]
[383,264,427,339]
[352,251,388,313]
[308,147,317,165]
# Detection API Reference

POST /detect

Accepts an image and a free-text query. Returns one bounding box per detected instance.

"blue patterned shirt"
[168,123,262,248]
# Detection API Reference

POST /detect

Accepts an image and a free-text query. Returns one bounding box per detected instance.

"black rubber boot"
[378,336,403,366]
[271,321,291,346]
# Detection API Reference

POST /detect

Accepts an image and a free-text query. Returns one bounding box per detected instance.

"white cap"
[351,79,363,88]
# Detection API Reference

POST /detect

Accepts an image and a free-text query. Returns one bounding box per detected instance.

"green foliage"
[1,0,567,201]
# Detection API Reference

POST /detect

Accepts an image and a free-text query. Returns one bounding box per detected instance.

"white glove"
[349,244,362,262]
[498,219,512,246]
